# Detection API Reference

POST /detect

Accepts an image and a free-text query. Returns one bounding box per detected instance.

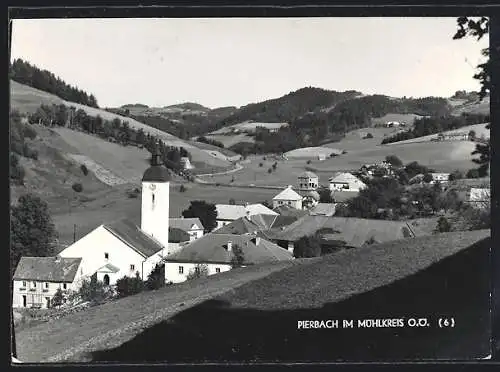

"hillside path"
[15,261,295,363]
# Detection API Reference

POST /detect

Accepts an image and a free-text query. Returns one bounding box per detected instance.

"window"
[130,264,135,271]
[216,268,221,273]
[179,266,184,274]
[104,252,109,259]
[32,281,37,288]
[45,282,49,289]
[195,267,200,274]
[63,283,67,290]
[22,281,26,287]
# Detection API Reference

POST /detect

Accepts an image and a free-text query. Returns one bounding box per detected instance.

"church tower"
[141,142,170,249]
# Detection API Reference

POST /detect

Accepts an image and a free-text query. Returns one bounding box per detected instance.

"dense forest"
[381,113,490,145]
[223,93,453,155]
[9,58,99,108]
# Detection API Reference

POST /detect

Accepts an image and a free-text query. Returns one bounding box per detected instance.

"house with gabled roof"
[169,217,204,241]
[12,256,83,309]
[215,203,278,230]
[212,213,299,236]
[272,185,303,210]
[164,233,293,283]
[329,172,367,192]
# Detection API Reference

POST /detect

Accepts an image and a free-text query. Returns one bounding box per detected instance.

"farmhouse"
[169,217,204,241]
[265,215,416,254]
[329,172,367,192]
[12,257,83,309]
[409,172,450,185]
[164,233,293,283]
[167,228,191,256]
[297,171,319,191]
[215,203,278,230]
[272,186,303,210]
[179,157,194,170]
[466,187,490,209]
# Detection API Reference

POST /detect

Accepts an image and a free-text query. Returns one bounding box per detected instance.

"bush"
[116,272,145,298]
[259,162,263,167]
[306,160,311,164]
[23,124,38,140]
[448,170,463,181]
[72,182,83,192]
[385,155,403,167]
[186,264,209,280]
[80,164,89,176]
[179,184,187,193]
[466,168,480,179]
[230,244,245,268]
[79,276,107,304]
[22,143,38,160]
[364,132,374,139]
[422,173,433,183]
[294,235,321,258]
[268,168,273,174]
[435,216,451,233]
[145,263,165,291]
[51,288,65,308]
[229,198,236,205]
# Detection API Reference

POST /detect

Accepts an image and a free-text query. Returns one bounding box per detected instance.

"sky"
[10,17,488,109]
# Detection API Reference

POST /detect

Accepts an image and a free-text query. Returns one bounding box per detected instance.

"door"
[22,295,26,308]
[46,297,51,309]
[103,274,110,286]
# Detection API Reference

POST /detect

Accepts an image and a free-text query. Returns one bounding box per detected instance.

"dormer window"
[105,252,109,260]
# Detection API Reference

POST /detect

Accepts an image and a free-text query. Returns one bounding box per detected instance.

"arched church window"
[152,193,155,207]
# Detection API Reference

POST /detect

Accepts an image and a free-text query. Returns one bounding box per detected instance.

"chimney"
[227,240,232,252]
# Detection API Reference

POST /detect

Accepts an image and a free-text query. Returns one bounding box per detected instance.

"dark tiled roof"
[169,227,191,243]
[267,215,414,247]
[273,205,309,218]
[142,165,172,182]
[166,233,293,264]
[13,257,82,283]
[271,215,300,229]
[103,219,164,258]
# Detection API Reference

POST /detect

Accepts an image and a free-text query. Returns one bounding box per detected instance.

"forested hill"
[216,87,363,129]
[9,58,99,108]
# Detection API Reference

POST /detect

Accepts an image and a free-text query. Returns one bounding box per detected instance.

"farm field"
[209,120,289,134]
[323,126,409,152]
[203,133,255,148]
[450,96,490,116]
[284,146,343,159]
[311,140,479,173]
[371,113,424,126]
[197,155,334,188]
[10,80,232,168]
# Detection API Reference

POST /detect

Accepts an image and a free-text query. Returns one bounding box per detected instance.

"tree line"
[10,58,99,108]
[381,112,490,144]
[27,103,191,173]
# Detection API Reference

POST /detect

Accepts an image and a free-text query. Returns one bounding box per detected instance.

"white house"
[169,217,204,241]
[329,172,367,192]
[12,256,84,309]
[180,157,194,170]
[431,173,451,183]
[272,186,303,210]
[215,203,278,230]
[164,233,293,284]
[467,187,490,209]
[297,171,319,191]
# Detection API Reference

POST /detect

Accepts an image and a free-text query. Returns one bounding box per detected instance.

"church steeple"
[142,141,171,182]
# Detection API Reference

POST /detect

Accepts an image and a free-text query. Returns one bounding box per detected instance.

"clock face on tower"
[149,184,156,191]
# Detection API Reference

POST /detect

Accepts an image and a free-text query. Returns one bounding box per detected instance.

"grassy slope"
[10,80,232,167]
[89,230,491,362]
[15,260,297,363]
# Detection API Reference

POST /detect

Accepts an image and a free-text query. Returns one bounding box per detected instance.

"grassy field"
[15,260,298,363]
[89,230,491,362]
[10,80,232,168]
[284,146,343,159]
[323,126,409,152]
[203,133,256,148]
[197,155,334,188]
[450,96,490,116]
[209,121,289,134]
[311,140,479,173]
[384,123,490,146]
[371,113,424,126]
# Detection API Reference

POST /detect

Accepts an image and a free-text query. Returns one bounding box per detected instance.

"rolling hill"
[13,230,490,362]
[10,80,235,167]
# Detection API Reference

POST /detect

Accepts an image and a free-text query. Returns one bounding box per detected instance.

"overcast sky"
[10,17,488,109]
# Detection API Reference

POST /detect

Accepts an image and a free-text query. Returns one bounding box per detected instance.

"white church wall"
[141,181,170,248]
[58,226,150,285]
[165,262,232,284]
